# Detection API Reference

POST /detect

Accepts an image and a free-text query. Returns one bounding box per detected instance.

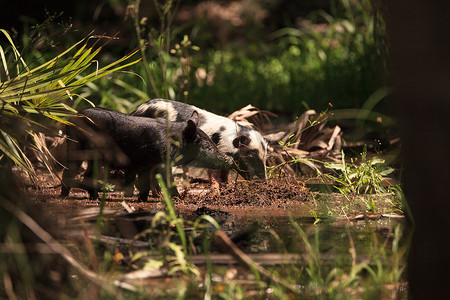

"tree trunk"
[386,0,450,298]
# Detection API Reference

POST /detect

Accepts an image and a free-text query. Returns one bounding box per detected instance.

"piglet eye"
[233,135,250,148]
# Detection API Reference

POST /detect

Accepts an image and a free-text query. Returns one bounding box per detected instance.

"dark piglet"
[61,108,233,201]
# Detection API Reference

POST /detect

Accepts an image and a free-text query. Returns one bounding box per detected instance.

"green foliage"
[318,145,404,216]
[78,0,201,112]
[324,146,394,195]
[186,0,387,114]
[286,218,406,298]
[128,0,199,102]
[187,218,407,299]
[58,0,388,116]
[0,29,140,176]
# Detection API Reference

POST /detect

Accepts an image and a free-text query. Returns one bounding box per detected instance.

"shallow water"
[224,215,406,259]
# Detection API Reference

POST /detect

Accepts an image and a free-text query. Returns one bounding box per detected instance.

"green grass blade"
[0,131,35,174]
[0,29,29,73]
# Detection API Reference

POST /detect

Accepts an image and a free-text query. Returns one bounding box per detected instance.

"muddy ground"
[20,167,313,224]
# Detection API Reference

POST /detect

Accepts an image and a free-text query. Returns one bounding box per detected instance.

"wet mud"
[21,168,313,223]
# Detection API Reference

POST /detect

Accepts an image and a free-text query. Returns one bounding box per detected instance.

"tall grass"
[77,0,200,113]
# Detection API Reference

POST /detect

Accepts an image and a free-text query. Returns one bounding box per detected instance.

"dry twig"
[227,104,277,132]
[215,230,300,294]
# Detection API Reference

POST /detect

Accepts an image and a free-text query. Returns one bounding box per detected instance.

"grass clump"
[320,146,404,216]
[324,146,394,195]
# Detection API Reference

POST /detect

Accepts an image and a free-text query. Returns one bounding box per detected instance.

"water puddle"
[226,215,406,259]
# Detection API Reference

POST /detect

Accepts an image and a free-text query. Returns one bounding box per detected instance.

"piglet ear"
[183,111,199,142]
[189,111,199,126]
[263,131,285,144]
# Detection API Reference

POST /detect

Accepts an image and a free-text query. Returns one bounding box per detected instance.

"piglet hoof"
[178,190,187,199]
[138,193,148,202]
[124,186,134,197]
[88,191,99,200]
[168,187,180,199]
[210,179,221,197]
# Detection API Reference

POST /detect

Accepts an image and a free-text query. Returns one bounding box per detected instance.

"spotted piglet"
[131,99,269,188]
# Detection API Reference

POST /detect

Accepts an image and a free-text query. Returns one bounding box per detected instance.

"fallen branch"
[214,230,300,294]
[339,213,405,220]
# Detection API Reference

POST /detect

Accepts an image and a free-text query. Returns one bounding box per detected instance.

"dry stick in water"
[215,230,300,294]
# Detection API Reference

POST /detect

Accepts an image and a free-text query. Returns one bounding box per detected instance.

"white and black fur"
[132,99,268,181]
[61,107,233,201]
